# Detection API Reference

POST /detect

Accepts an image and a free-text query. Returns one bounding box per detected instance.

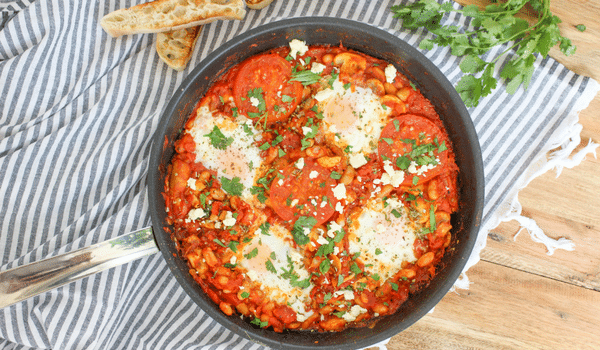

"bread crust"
[101,0,246,37]
[156,26,202,71]
[244,0,275,10]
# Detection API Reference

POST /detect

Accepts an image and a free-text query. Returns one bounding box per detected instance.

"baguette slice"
[244,0,275,10]
[156,26,202,71]
[101,0,246,37]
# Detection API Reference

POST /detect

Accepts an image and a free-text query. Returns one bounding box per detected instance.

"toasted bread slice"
[244,0,274,10]
[101,0,246,37]
[156,26,202,71]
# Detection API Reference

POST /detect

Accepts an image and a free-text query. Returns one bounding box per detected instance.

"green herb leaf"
[266,259,277,274]
[204,126,233,150]
[291,216,317,246]
[220,176,244,196]
[290,69,322,86]
[391,0,576,107]
[244,247,259,259]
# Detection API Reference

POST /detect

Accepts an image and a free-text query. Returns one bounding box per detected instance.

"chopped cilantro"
[250,317,268,328]
[204,126,233,150]
[350,262,362,275]
[213,238,226,248]
[291,216,316,246]
[259,222,271,235]
[220,176,244,196]
[228,240,239,253]
[319,259,331,274]
[250,186,267,203]
[396,155,411,170]
[265,259,277,273]
[290,69,322,86]
[247,87,266,112]
[244,247,259,259]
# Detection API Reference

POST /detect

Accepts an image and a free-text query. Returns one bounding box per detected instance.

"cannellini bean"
[376,184,394,199]
[306,145,326,158]
[340,166,356,185]
[384,82,397,95]
[322,53,334,64]
[333,52,367,75]
[396,86,412,101]
[320,305,334,315]
[366,66,386,81]
[317,156,341,168]
[202,248,218,267]
[427,180,440,200]
[417,251,435,267]
[372,303,389,315]
[436,221,452,237]
[209,188,226,201]
[236,302,249,315]
[397,268,416,279]
[219,302,233,316]
[367,78,385,96]
[320,317,346,331]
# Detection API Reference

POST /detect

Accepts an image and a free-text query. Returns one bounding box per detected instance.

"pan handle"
[0,227,159,309]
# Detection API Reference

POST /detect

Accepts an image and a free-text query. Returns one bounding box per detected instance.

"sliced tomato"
[269,158,338,226]
[378,114,450,185]
[233,54,303,124]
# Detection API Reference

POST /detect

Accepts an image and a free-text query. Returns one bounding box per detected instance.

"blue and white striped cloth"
[1,0,598,349]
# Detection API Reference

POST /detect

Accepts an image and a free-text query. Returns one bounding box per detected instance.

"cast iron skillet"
[148,17,484,350]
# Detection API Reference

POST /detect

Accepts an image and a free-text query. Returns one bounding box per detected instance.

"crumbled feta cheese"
[332,183,346,200]
[349,153,368,168]
[385,64,397,84]
[316,236,329,245]
[250,96,260,107]
[187,208,206,221]
[187,178,197,190]
[327,221,342,237]
[289,39,309,59]
[222,211,236,227]
[334,290,355,300]
[342,305,368,322]
[309,170,319,179]
[296,158,305,170]
[381,160,405,187]
[311,62,326,74]
[335,202,344,214]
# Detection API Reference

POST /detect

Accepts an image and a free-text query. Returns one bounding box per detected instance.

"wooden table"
[384,1,600,348]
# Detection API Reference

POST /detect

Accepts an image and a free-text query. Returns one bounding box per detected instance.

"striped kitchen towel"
[1,0,598,349]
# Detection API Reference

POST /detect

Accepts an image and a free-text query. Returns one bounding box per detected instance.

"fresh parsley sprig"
[391,0,576,107]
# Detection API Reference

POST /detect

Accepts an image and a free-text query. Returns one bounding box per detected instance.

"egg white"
[347,196,418,282]
[239,223,314,322]
[187,106,262,200]
[315,77,391,157]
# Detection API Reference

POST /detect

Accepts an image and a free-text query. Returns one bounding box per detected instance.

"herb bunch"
[391,0,576,107]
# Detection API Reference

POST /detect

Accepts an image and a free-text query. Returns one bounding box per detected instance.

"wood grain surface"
[383,1,600,349]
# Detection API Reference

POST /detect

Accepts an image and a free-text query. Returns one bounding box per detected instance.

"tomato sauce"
[163,40,459,333]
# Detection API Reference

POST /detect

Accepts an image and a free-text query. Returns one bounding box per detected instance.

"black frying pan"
[148,17,484,350]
